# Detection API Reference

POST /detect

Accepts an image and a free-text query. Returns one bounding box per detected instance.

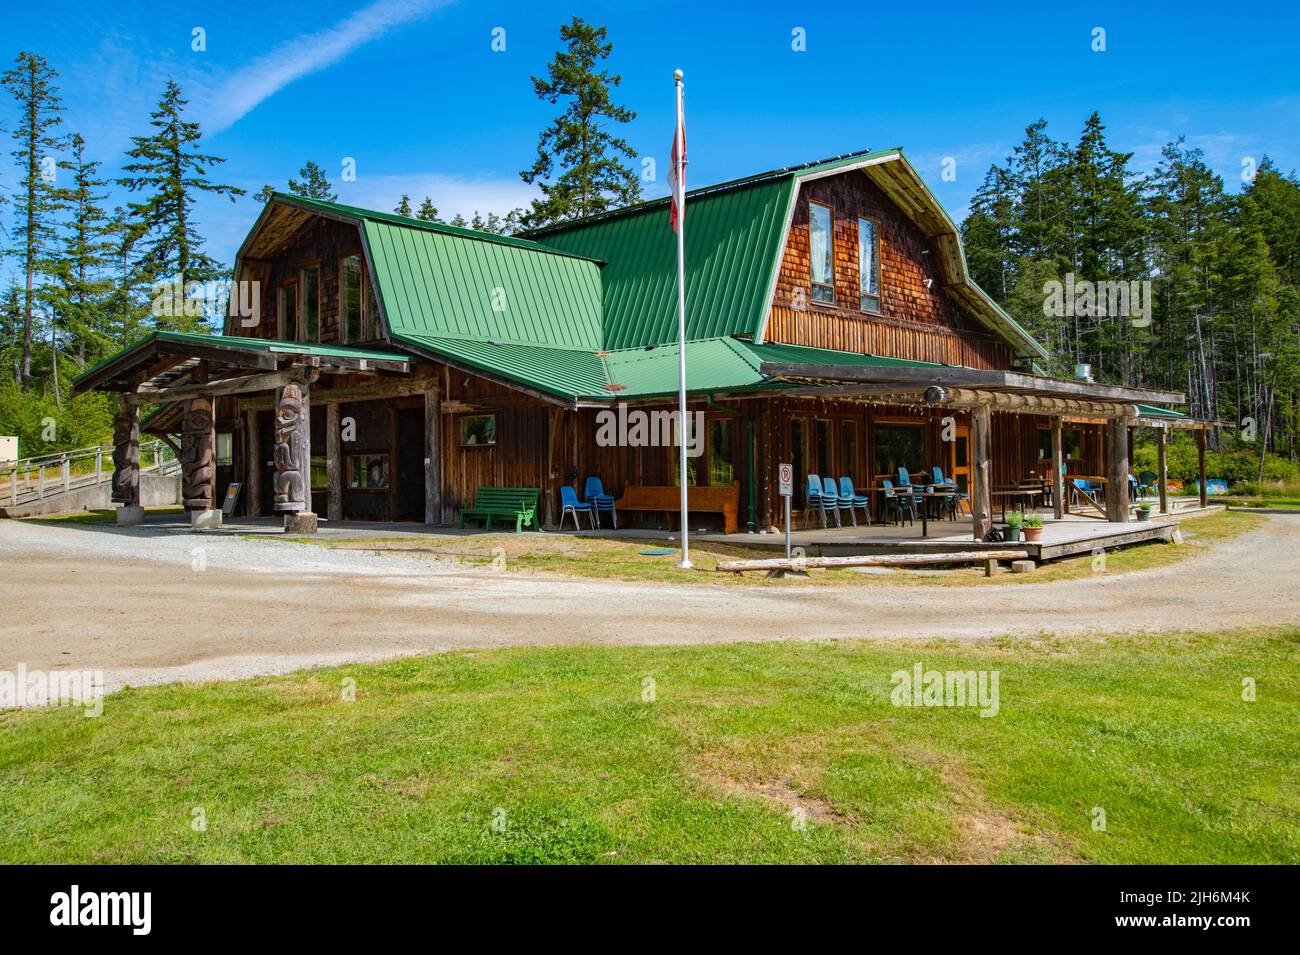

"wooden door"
[950,424,971,494]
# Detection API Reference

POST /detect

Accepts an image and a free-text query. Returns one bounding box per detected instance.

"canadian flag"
[668,84,686,232]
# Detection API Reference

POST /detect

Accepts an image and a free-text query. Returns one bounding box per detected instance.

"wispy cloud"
[196,0,452,134]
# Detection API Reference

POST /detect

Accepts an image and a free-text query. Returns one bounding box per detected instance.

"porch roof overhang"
[757,360,1189,421]
[71,331,413,398]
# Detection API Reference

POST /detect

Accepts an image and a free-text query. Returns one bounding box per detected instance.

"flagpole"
[673,68,692,570]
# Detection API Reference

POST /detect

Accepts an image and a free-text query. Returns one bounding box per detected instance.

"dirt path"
[1,514,1297,695]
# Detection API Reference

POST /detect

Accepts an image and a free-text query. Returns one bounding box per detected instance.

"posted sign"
[778,463,793,497]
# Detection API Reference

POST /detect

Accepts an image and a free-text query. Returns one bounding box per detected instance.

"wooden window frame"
[300,261,321,343]
[858,216,882,314]
[347,452,390,491]
[277,278,300,342]
[339,253,364,345]
[808,201,835,305]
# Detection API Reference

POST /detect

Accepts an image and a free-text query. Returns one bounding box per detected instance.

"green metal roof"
[362,217,604,349]
[1135,403,1187,419]
[530,175,797,349]
[73,329,409,389]
[399,333,952,404]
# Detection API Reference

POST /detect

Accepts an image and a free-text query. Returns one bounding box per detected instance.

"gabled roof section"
[237,194,606,350]
[527,148,1048,360]
[526,171,801,349]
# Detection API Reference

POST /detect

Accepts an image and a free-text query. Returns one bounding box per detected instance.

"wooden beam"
[424,383,442,524]
[245,409,261,518]
[236,374,430,411]
[717,550,1031,573]
[1051,416,1064,520]
[326,402,342,522]
[759,361,1185,405]
[1196,429,1208,508]
[1105,417,1130,523]
[139,368,305,403]
[971,403,992,540]
[1157,426,1169,515]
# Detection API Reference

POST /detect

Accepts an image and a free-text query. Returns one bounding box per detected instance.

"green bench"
[459,486,541,533]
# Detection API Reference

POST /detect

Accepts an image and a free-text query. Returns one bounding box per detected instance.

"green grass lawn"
[2,628,1295,864]
[289,509,1264,588]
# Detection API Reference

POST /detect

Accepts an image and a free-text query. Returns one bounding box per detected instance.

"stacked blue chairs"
[838,476,872,526]
[584,476,617,528]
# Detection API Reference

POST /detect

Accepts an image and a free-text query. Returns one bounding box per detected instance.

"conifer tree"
[521,17,641,226]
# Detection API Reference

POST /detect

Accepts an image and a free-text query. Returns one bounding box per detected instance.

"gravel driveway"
[1,514,1296,696]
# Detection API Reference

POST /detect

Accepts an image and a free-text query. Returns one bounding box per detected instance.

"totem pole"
[111,407,141,507]
[180,398,215,511]
[273,380,311,514]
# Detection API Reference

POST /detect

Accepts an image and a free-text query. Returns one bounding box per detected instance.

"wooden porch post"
[326,402,343,522]
[273,377,316,533]
[424,382,442,524]
[1105,416,1130,523]
[245,409,261,517]
[544,406,563,529]
[1156,425,1169,515]
[180,397,216,514]
[1051,416,1064,520]
[111,404,142,524]
[970,403,992,540]
[1196,427,1208,508]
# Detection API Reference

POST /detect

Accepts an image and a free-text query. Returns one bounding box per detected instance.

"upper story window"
[301,265,320,342]
[858,217,880,312]
[341,254,378,343]
[808,202,834,304]
[278,281,298,341]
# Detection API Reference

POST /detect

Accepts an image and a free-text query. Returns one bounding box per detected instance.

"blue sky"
[3,0,1297,275]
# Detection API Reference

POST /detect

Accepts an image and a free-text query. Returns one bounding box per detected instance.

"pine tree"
[287,160,336,201]
[118,79,244,331]
[2,52,67,391]
[521,17,641,226]
[52,133,115,368]
[394,194,412,217]
[415,197,440,222]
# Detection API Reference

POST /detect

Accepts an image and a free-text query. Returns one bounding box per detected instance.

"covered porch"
[71,331,421,532]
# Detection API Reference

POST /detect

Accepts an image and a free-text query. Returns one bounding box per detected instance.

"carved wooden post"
[544,406,563,529]
[1051,416,1064,520]
[1156,425,1169,515]
[111,404,143,525]
[274,376,317,533]
[245,409,261,518]
[181,397,219,528]
[424,382,442,524]
[326,401,343,522]
[970,404,992,541]
[1105,416,1130,523]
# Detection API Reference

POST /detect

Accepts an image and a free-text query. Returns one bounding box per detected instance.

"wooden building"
[74,148,1197,539]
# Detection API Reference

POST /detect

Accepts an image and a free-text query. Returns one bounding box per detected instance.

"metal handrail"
[0,439,177,506]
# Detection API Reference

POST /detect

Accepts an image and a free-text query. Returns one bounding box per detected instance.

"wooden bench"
[459,486,540,533]
[615,481,739,534]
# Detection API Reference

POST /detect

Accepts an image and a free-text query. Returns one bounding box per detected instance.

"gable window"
[278,281,298,341]
[301,265,320,342]
[341,255,364,343]
[809,202,834,304]
[859,217,880,312]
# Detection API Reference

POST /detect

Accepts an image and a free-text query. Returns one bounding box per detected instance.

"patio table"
[913,489,958,538]
[991,487,1042,521]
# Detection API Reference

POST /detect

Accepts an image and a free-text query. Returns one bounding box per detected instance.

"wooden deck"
[671,504,1226,561]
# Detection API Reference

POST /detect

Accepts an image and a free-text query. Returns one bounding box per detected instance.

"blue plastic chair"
[560,484,596,530]
[930,466,964,519]
[881,479,916,526]
[821,476,844,528]
[584,476,617,528]
[1071,478,1102,512]
[896,466,926,516]
[806,473,830,529]
[838,476,872,526]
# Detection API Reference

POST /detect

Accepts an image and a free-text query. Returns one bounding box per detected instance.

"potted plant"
[1022,511,1044,541]
[1135,503,1151,521]
[1003,510,1023,542]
